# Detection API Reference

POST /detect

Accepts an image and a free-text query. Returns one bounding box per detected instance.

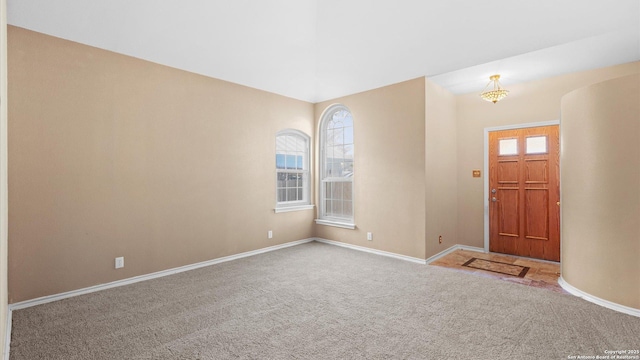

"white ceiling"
[8,0,640,102]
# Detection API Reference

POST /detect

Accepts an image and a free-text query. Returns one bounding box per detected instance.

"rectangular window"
[526,136,548,154]
[275,130,312,212]
[499,138,518,156]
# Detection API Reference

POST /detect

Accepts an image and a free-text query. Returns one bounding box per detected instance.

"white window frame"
[315,104,355,229]
[274,129,313,213]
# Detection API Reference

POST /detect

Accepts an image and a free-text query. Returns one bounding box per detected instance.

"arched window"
[275,129,312,212]
[317,105,354,227]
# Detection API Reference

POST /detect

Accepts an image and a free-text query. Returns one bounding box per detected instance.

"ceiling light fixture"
[480,74,509,103]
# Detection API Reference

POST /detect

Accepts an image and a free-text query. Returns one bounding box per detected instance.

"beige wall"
[455,62,640,249]
[8,26,315,303]
[1,0,8,357]
[560,74,640,309]
[7,23,640,315]
[425,80,458,258]
[313,78,426,259]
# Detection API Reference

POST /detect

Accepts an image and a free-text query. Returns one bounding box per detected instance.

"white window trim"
[275,129,312,211]
[274,204,315,213]
[316,104,355,227]
[314,218,356,229]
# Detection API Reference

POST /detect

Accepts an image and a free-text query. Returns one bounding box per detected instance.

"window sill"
[314,219,356,229]
[274,205,315,213]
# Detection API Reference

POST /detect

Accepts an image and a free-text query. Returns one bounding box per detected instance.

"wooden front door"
[489,125,560,262]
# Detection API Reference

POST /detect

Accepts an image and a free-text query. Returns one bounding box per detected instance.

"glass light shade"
[480,74,509,103]
[481,89,509,103]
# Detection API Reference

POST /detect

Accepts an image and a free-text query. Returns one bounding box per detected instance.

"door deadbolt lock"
[491,188,496,194]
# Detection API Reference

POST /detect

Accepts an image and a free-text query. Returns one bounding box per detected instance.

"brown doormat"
[462,258,530,278]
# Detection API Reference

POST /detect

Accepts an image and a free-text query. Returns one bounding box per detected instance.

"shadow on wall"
[560,74,640,311]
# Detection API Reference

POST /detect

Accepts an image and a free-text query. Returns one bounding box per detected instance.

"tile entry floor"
[430,250,566,293]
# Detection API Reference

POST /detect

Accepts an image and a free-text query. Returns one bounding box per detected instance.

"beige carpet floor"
[10,242,640,359]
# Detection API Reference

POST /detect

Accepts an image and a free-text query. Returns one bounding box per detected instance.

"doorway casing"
[482,120,560,253]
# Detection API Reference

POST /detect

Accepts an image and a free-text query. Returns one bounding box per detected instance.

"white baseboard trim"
[4,238,315,360]
[3,308,11,360]
[558,276,640,318]
[12,238,636,357]
[8,238,314,312]
[425,244,486,264]
[313,238,427,264]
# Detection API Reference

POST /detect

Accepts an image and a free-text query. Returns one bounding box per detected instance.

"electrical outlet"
[115,256,124,269]
[268,230,273,239]
[367,232,372,241]
[438,235,442,244]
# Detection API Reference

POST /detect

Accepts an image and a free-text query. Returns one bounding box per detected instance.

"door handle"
[492,197,498,202]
